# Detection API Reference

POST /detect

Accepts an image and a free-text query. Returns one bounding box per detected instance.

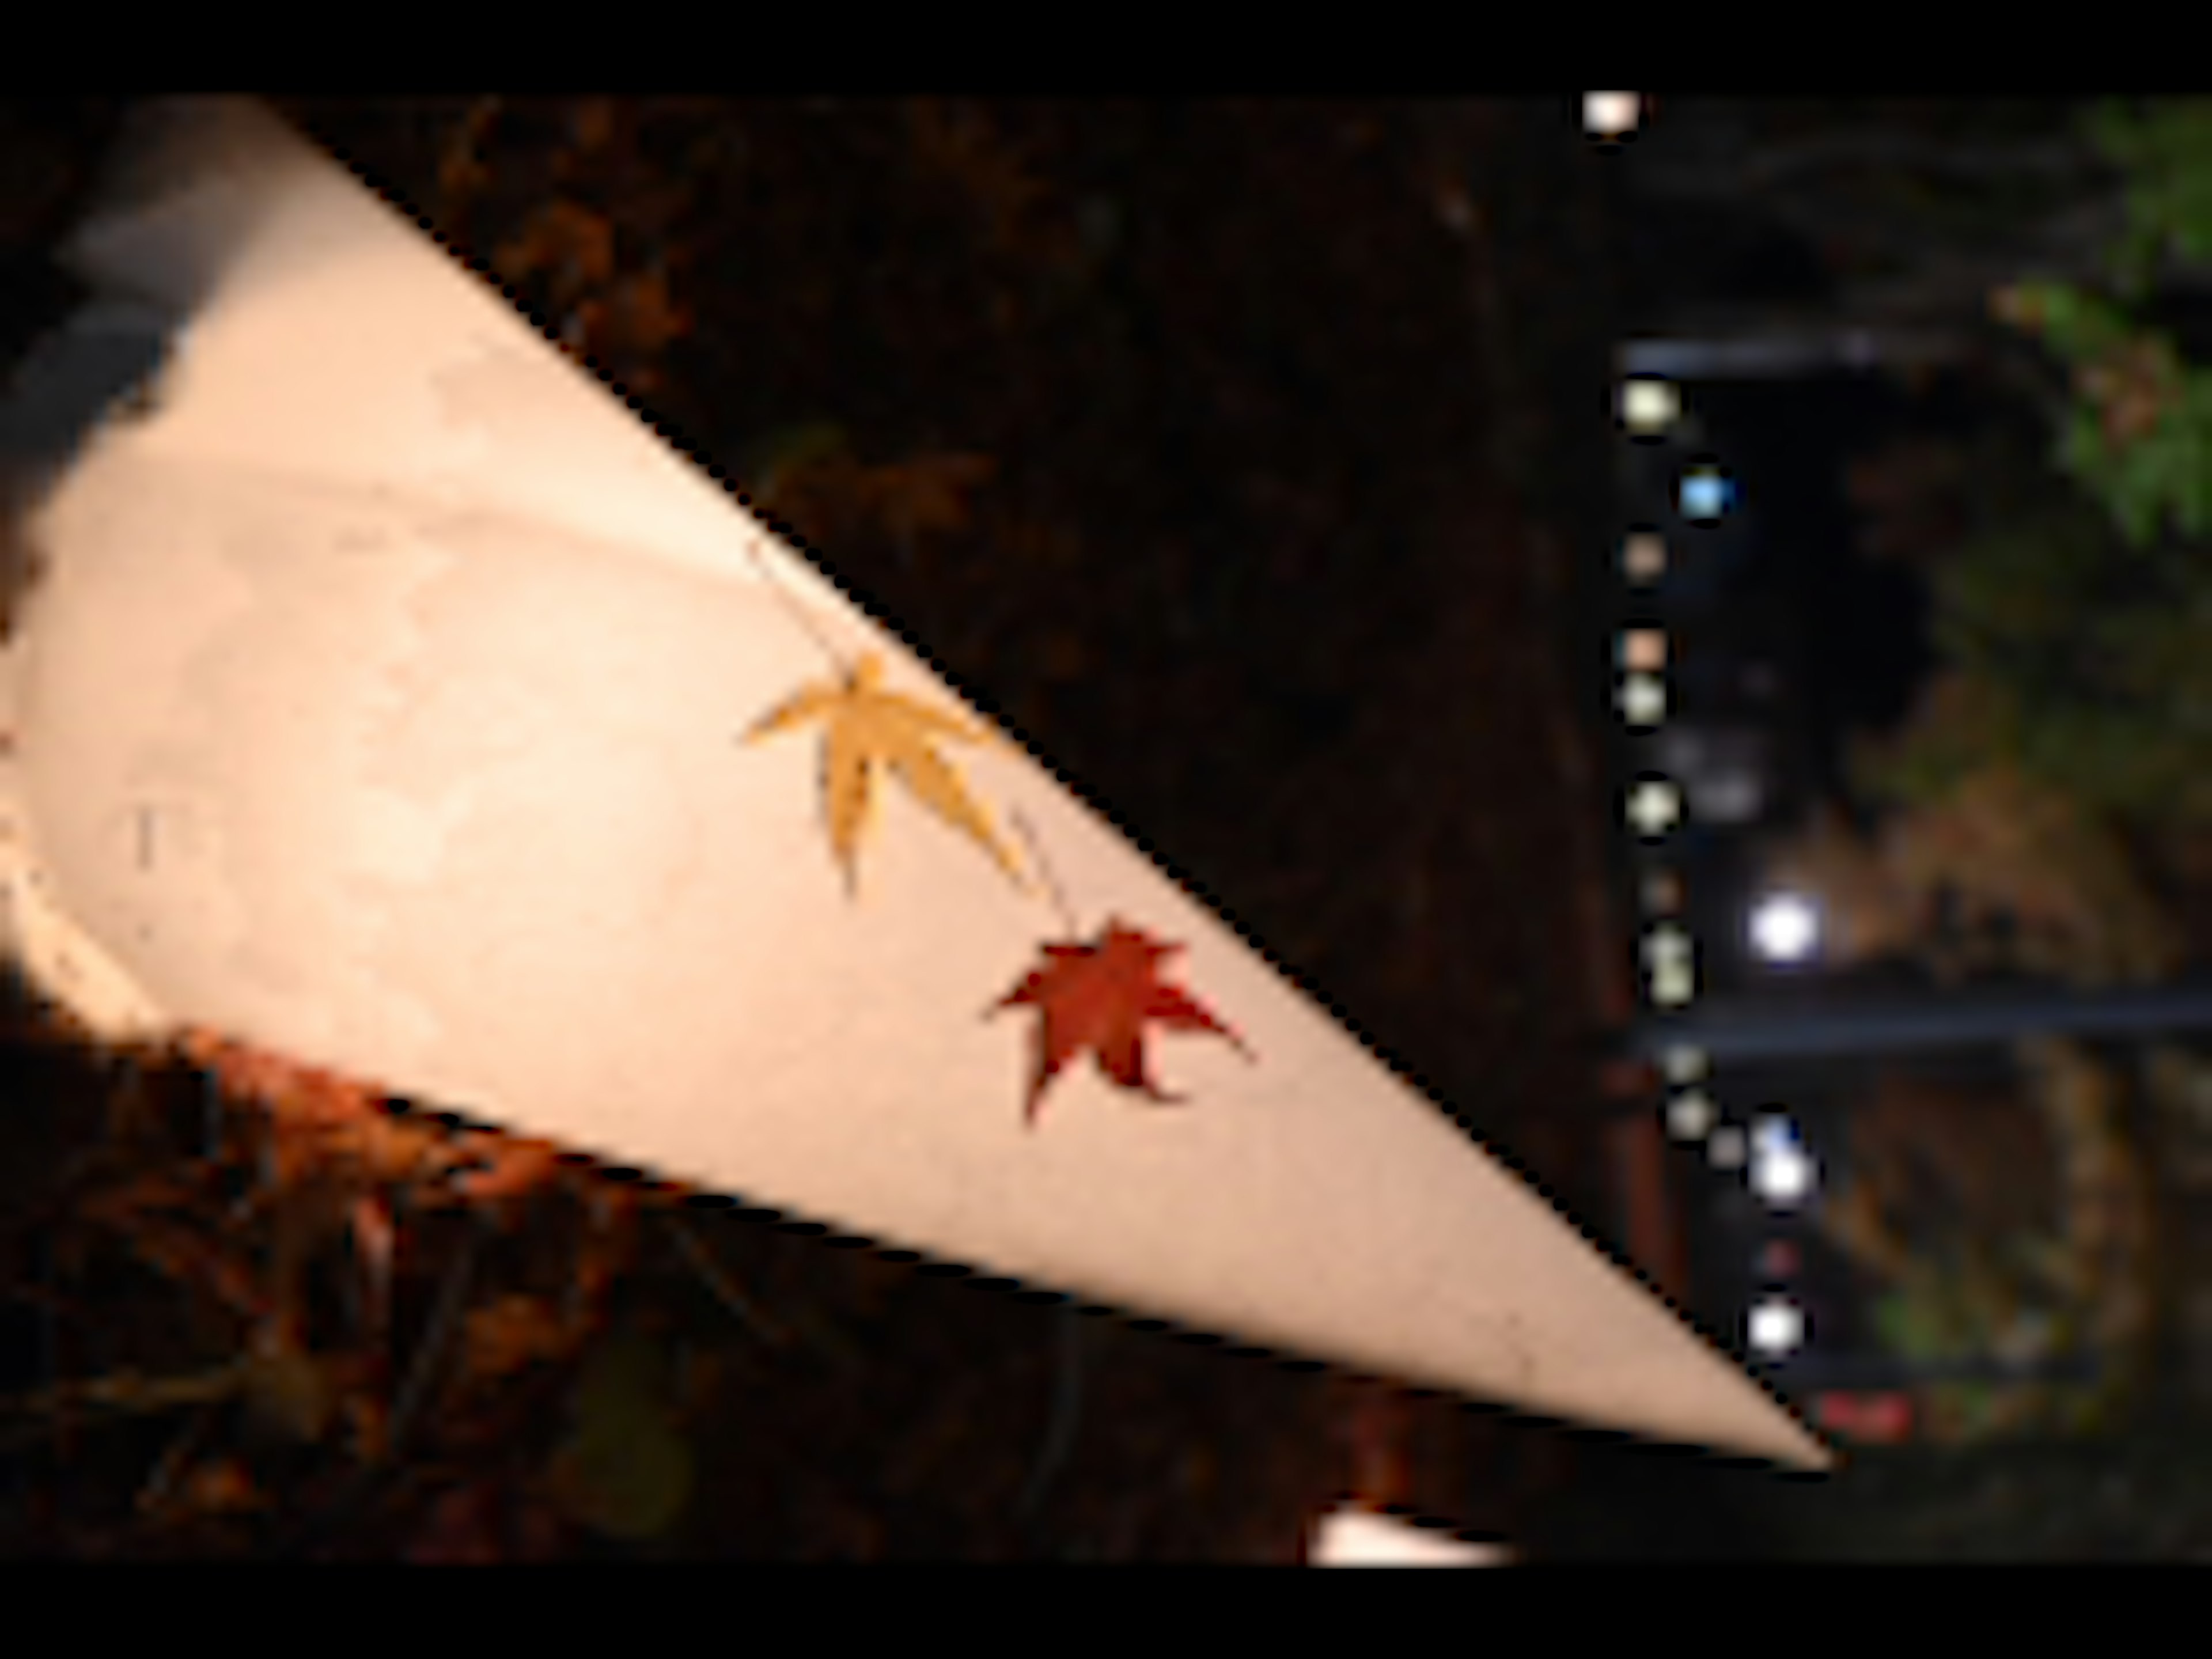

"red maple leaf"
[990,918,1252,1126]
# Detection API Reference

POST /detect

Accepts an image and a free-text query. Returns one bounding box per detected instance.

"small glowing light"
[1643,923,1691,968]
[1619,628,1666,672]
[1752,1143,1817,1206]
[1666,1089,1715,1140]
[1626,779,1680,838]
[1749,1112,1818,1206]
[1584,93,1643,139]
[1747,1295,1805,1358]
[1679,465,1736,522]
[1619,673,1665,726]
[1622,532,1666,582]
[1749,892,1820,963]
[1709,1124,1746,1169]
[1619,377,1677,433]
[1650,959,1694,1006]
[1661,1044,1706,1084]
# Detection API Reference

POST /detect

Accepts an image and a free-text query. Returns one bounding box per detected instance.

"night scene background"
[3,94,2211,1558]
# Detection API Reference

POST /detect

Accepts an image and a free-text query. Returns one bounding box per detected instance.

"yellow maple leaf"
[744,652,1025,896]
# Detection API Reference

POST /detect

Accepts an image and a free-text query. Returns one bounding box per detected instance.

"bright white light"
[1622,532,1666,582]
[1626,779,1680,838]
[1749,1112,1818,1206]
[1751,1143,1817,1206]
[1584,93,1643,139]
[1747,1296,1805,1358]
[1651,960,1694,1006]
[1666,1090,1715,1140]
[1709,1124,1746,1169]
[1308,1505,1514,1566]
[1749,892,1821,963]
[1619,377,1677,433]
[1619,673,1665,727]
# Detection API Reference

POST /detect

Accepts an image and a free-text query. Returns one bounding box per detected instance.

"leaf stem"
[738,528,850,676]
[1009,808,1080,936]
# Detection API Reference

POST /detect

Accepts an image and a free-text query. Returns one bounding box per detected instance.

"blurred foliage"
[1762,757,2185,991]
[1840,322,2212,926]
[1817,1039,2158,1448]
[2082,98,2212,296]
[1978,101,2212,547]
[1995,276,2212,546]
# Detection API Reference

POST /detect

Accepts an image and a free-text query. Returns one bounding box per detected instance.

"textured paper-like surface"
[0,99,1829,1470]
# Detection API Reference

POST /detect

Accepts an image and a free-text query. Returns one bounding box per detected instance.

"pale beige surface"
[0,99,1830,1471]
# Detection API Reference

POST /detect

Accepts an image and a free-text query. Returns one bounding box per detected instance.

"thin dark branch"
[1012,1300,1089,1535]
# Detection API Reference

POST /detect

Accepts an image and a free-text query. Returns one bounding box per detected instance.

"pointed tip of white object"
[1,98,1834,1475]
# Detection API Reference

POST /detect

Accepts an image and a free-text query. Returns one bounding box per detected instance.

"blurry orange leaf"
[607,268,690,357]
[463,1293,574,1385]
[173,1457,265,1519]
[433,96,504,220]
[494,198,616,300]
[444,1132,567,1207]
[568,97,618,157]
[180,1028,383,1130]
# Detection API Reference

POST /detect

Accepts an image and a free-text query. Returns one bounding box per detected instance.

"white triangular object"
[1308,1504,1514,1566]
[0,98,1830,1471]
